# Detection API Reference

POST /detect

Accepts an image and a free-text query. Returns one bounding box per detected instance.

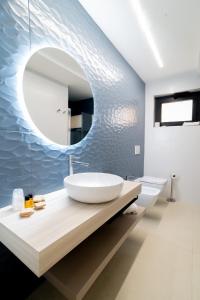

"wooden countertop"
[0,181,141,277]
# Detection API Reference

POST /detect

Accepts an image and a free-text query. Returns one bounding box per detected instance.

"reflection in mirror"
[23,47,93,146]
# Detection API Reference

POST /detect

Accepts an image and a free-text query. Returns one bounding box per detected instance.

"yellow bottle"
[25,196,30,208]
[28,194,34,208]
[25,194,34,208]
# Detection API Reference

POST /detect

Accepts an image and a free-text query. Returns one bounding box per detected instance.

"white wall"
[24,70,69,145]
[144,72,200,203]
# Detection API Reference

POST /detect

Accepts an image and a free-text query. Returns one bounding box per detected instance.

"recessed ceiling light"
[131,0,164,68]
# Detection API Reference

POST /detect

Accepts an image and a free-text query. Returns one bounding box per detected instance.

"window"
[155,91,200,126]
[161,100,193,122]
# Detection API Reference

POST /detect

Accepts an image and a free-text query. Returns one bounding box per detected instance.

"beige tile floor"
[28,199,200,300]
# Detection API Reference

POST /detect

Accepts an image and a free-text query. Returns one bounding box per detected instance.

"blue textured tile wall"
[0,0,145,207]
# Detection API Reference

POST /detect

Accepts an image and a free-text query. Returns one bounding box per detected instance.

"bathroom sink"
[64,172,124,203]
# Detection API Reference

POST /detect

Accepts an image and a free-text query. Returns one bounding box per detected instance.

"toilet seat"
[137,176,167,185]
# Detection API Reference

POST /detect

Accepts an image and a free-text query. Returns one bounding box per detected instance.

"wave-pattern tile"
[0,0,145,207]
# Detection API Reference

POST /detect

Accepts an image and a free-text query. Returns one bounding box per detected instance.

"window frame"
[155,91,200,127]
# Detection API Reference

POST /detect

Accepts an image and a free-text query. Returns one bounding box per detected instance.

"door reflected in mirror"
[23,47,93,146]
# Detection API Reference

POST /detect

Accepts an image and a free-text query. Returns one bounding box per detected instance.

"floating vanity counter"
[46,206,145,300]
[0,181,142,281]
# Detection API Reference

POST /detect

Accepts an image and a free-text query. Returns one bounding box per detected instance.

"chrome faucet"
[68,155,89,175]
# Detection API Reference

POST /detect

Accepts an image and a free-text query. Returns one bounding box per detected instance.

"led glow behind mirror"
[23,47,93,146]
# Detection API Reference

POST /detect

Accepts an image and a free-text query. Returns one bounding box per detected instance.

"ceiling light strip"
[131,0,164,68]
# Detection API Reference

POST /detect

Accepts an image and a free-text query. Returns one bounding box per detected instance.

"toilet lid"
[137,176,167,185]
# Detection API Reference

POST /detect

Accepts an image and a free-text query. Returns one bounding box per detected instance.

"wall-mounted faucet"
[68,155,89,175]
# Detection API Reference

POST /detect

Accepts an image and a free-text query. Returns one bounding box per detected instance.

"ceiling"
[79,0,200,82]
[26,48,92,100]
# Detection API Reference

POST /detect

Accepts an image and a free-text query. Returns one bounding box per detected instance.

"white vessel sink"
[64,172,124,203]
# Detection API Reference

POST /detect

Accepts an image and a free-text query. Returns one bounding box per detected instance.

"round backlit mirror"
[23,47,93,146]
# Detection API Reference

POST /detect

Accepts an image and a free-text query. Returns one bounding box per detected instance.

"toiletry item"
[25,195,30,208]
[25,194,34,208]
[28,194,34,208]
[12,189,25,211]
[19,209,34,218]
[33,195,45,203]
[34,202,46,210]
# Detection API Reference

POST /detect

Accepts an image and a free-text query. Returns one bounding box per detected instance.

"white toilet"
[134,176,168,208]
[123,176,168,214]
